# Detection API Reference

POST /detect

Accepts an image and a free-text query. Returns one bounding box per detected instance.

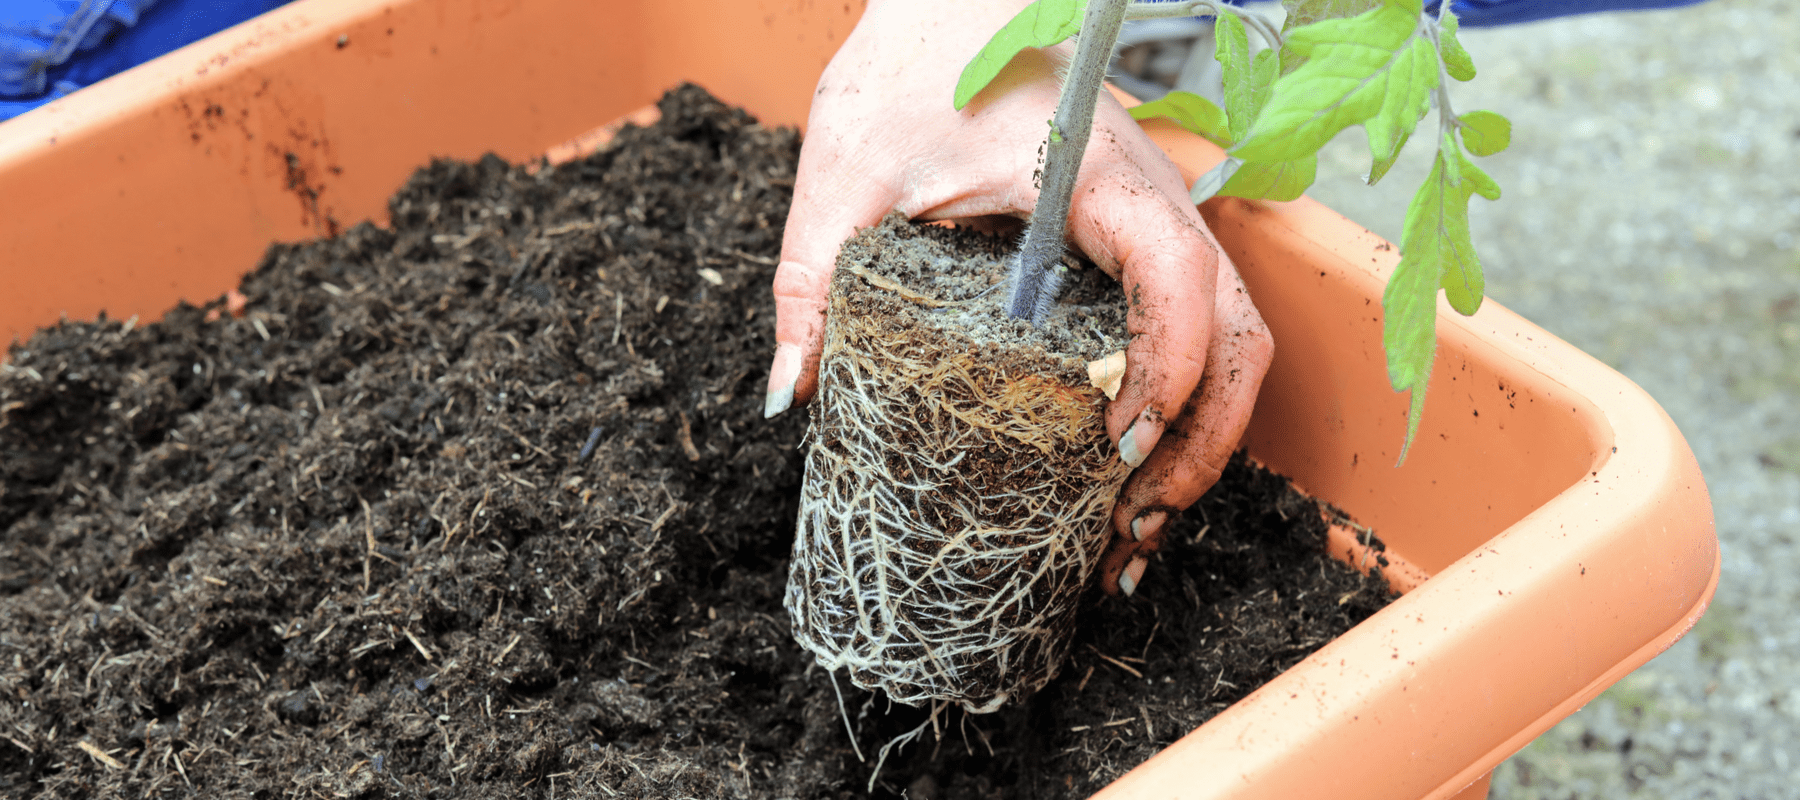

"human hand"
[765,0,1274,596]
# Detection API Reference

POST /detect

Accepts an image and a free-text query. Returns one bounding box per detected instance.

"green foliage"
[1279,0,1388,72]
[1219,18,1279,142]
[962,0,1514,462]
[1458,109,1511,156]
[1221,155,1318,201]
[1232,2,1420,163]
[1366,126,1411,185]
[1281,0,1386,32]
[1361,35,1435,184]
[1129,93,1232,147]
[1384,133,1500,458]
[954,0,1085,110]
[1438,11,1476,81]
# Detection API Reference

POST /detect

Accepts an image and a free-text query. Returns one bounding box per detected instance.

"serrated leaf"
[1458,109,1511,156]
[1438,10,1476,81]
[1383,134,1500,462]
[1281,0,1387,32]
[1380,174,1441,464]
[1415,135,1495,317]
[1130,93,1234,148]
[1381,244,1435,464]
[1367,125,1409,185]
[1363,35,1436,179]
[1449,138,1502,203]
[1280,0,1418,72]
[1232,3,1423,163]
[1218,154,1317,202]
[1189,156,1243,202]
[1213,12,1253,142]
[954,0,1085,110]
[1227,47,1280,143]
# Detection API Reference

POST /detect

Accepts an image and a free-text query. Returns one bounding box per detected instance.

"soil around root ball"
[0,84,1394,800]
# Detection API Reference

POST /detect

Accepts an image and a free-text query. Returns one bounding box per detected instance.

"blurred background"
[1376,3,1799,795]
[1123,0,1785,792]
[1120,0,1798,795]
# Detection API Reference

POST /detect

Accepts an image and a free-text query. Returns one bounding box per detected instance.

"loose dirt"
[0,85,1392,799]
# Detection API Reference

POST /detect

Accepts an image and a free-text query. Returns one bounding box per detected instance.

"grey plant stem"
[1007,0,1132,324]
[1125,1,1281,49]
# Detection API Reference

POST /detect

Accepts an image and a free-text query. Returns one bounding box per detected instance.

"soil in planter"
[0,85,1394,800]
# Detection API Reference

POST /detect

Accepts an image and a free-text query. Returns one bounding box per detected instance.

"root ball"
[785,217,1130,713]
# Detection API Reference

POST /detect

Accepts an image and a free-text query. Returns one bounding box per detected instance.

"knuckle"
[772,261,831,300]
[1238,317,1275,364]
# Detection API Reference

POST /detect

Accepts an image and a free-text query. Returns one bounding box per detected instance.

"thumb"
[765,142,897,419]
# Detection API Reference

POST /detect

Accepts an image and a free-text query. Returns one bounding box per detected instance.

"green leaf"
[1362,35,1436,183]
[1437,141,1499,314]
[1280,0,1398,31]
[1367,125,1409,185]
[1458,109,1511,156]
[954,0,1085,110]
[1213,12,1252,141]
[1380,178,1440,464]
[1217,154,1318,202]
[1130,93,1234,148]
[1381,245,1435,464]
[1383,133,1500,462]
[1226,46,1280,144]
[1279,0,1418,72]
[1438,10,1476,81]
[1232,3,1423,163]
[1189,156,1243,202]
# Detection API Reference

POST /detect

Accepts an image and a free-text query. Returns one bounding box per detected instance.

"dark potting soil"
[0,85,1394,799]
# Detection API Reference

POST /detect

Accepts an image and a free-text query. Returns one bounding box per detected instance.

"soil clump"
[0,85,1392,799]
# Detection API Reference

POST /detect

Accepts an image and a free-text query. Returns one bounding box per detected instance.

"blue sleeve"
[2,0,292,121]
[1430,0,1712,27]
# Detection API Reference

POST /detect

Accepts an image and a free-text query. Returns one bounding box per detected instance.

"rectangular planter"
[0,2,1719,798]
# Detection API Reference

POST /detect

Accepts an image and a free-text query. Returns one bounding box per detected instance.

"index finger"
[766,139,899,418]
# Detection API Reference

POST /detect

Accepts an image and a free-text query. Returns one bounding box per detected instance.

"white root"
[785,267,1130,714]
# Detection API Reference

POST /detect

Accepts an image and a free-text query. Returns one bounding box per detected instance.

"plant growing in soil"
[785,0,1506,730]
[958,0,1511,457]
[786,218,1135,724]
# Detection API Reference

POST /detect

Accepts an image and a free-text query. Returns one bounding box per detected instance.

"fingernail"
[1131,511,1166,543]
[1118,411,1162,468]
[1119,556,1148,597]
[764,345,799,419]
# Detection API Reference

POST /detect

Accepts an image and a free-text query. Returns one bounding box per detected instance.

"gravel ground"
[1292,1,1800,796]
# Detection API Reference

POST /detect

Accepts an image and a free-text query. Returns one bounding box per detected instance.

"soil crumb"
[0,84,1393,799]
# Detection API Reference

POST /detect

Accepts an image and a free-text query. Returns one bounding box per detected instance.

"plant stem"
[1423,16,1460,140]
[1124,1,1282,50]
[1007,0,1131,324]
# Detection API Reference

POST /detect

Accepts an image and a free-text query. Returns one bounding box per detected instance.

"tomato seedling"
[957,0,1511,458]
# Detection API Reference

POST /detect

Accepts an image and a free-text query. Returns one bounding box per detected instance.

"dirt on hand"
[0,85,1392,800]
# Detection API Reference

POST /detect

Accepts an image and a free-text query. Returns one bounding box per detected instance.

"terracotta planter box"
[0,1,1718,798]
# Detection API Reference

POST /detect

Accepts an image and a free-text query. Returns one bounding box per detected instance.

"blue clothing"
[0,0,1717,123]
[1,0,290,121]
[1433,0,1711,26]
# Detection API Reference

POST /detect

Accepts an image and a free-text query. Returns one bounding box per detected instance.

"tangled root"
[785,226,1130,714]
